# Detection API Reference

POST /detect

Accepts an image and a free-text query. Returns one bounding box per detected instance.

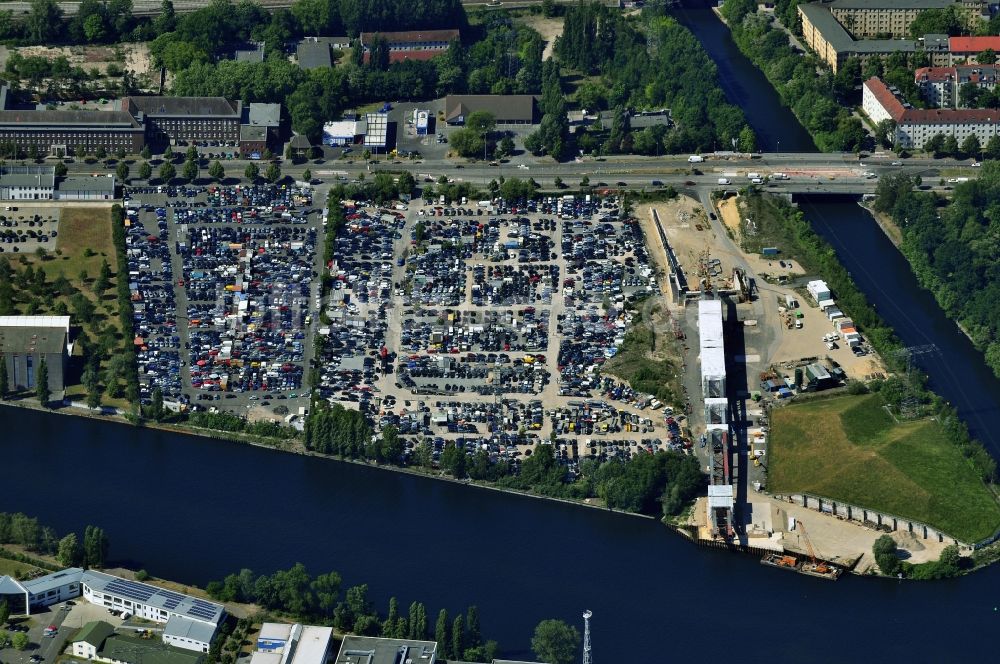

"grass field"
[769,393,1000,542]
[0,557,42,578]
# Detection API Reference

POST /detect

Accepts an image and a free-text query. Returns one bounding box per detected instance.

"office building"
[334,636,438,664]
[251,623,333,664]
[0,315,71,395]
[124,96,243,146]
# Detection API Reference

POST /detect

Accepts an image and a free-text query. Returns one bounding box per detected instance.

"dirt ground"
[640,195,743,296]
[717,196,885,379]
[0,43,154,81]
[516,15,564,60]
[635,199,705,303]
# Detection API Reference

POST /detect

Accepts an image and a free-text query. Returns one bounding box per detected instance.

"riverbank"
[0,398,661,522]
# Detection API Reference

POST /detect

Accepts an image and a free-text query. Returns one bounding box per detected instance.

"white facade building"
[864,76,1000,148]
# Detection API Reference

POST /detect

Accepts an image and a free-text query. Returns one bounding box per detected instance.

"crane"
[797,522,831,574]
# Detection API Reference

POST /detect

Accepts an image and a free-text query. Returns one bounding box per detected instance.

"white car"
[517,164,529,170]
[891,160,902,166]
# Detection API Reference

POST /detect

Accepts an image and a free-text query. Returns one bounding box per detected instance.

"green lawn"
[769,393,1000,542]
[0,556,42,577]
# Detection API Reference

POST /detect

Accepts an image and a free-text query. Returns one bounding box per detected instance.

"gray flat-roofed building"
[239,102,281,155]
[334,636,438,664]
[297,39,333,69]
[0,315,70,395]
[0,165,54,199]
[0,567,84,614]
[234,42,265,62]
[445,95,538,125]
[58,174,117,200]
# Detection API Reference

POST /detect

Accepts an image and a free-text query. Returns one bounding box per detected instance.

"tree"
[36,357,50,405]
[11,631,28,651]
[95,258,112,293]
[440,442,466,478]
[95,145,108,162]
[873,535,900,576]
[942,134,960,158]
[449,129,486,158]
[465,606,481,651]
[186,145,199,162]
[139,161,152,180]
[83,525,109,568]
[434,609,450,657]
[924,133,945,156]
[163,145,174,162]
[151,387,164,421]
[378,425,404,464]
[465,111,497,135]
[57,533,83,567]
[245,163,260,181]
[302,168,312,182]
[140,145,152,160]
[986,134,1000,160]
[0,357,7,399]
[55,162,68,178]
[265,162,281,183]
[83,12,107,42]
[498,135,515,157]
[26,0,62,43]
[116,160,130,182]
[0,599,9,626]
[977,48,997,65]
[531,619,580,664]
[183,159,199,182]
[159,161,176,182]
[75,144,88,160]
[209,160,225,181]
[737,125,757,153]
[397,171,416,196]
[451,615,464,662]
[961,134,981,159]
[84,363,101,410]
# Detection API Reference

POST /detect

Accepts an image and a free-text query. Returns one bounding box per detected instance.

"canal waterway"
[2,6,1000,663]
[1,406,1000,662]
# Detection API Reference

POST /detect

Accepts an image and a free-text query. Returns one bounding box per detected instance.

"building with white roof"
[698,299,726,399]
[252,623,333,664]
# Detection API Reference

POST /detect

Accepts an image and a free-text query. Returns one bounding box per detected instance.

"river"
[2,6,1000,663]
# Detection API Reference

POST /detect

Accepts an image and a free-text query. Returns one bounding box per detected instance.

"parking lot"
[316,192,691,473]
[0,206,59,256]
[123,183,323,418]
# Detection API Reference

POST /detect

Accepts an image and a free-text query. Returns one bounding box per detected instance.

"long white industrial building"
[698,300,726,398]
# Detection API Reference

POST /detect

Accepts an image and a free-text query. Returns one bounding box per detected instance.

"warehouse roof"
[291,626,333,664]
[0,325,67,354]
[0,315,70,333]
[61,175,116,193]
[445,95,537,123]
[127,96,240,118]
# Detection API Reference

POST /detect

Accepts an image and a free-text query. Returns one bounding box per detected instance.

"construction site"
[640,192,931,578]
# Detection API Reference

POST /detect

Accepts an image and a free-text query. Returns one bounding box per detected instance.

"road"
[61,151,978,196]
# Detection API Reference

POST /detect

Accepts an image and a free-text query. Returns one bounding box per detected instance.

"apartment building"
[915,65,1000,107]
[863,76,1000,148]
[828,0,984,39]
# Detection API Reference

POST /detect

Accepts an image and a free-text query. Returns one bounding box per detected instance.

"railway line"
[0,0,570,18]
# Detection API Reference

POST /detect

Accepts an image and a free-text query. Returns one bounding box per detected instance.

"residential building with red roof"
[915,65,1000,107]
[863,76,1000,148]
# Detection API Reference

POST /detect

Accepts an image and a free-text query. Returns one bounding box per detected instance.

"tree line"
[0,512,109,568]
[206,565,498,661]
[552,3,751,156]
[722,4,867,152]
